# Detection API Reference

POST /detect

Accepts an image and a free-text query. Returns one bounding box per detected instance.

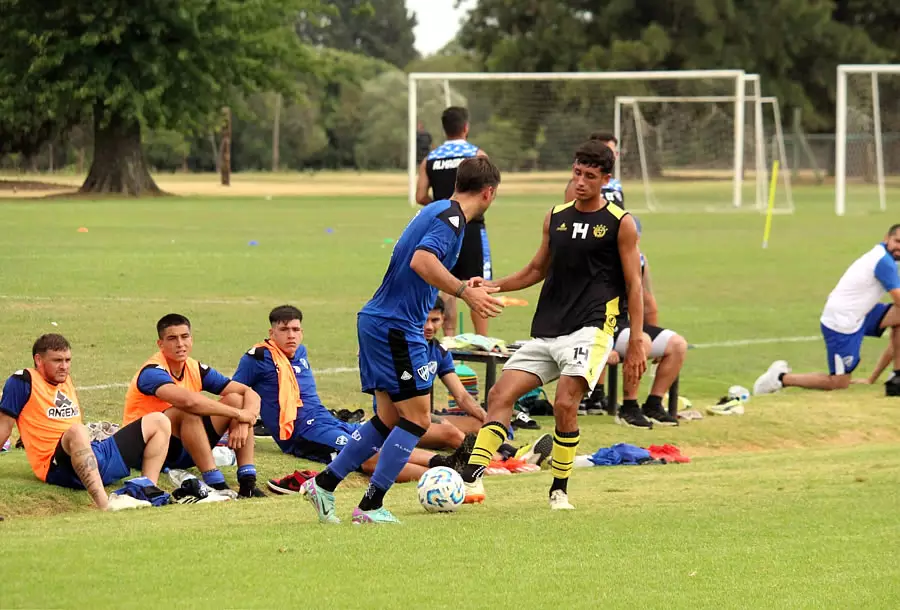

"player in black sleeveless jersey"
[460,139,646,510]
[415,107,493,337]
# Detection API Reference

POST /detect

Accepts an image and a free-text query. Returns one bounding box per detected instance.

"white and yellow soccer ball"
[728,385,751,402]
[417,466,465,513]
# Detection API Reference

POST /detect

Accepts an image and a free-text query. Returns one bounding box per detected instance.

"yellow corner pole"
[762,160,780,249]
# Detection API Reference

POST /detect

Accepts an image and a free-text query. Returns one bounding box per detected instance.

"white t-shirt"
[820,243,900,334]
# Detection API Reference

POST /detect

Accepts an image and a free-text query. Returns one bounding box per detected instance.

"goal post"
[614,91,794,213]
[408,70,751,210]
[835,64,900,216]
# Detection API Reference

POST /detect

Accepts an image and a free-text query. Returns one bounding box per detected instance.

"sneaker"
[516,433,553,466]
[446,433,476,472]
[549,489,575,510]
[677,409,704,421]
[501,458,540,474]
[299,478,341,524]
[463,477,485,504]
[753,360,790,395]
[238,476,266,498]
[707,397,745,416]
[511,411,540,430]
[267,470,319,495]
[577,395,589,416]
[615,404,653,429]
[885,374,900,396]
[253,420,270,439]
[351,506,401,525]
[642,403,679,427]
[107,493,151,512]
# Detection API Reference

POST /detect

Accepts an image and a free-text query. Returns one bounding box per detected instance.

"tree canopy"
[0,0,326,193]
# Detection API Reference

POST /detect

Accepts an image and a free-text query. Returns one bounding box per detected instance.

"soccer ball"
[728,385,751,402]
[417,466,465,513]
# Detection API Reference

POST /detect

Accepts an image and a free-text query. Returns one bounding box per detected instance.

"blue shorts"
[357,313,434,401]
[45,437,131,489]
[821,303,891,375]
[285,417,361,464]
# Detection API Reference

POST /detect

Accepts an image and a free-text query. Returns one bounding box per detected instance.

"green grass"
[1,183,899,607]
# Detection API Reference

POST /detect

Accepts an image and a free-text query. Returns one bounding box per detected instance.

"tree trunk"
[80,110,162,195]
[272,93,282,171]
[220,106,232,186]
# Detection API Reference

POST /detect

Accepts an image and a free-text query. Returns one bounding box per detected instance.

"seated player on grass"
[122,313,265,498]
[0,334,172,511]
[231,305,474,495]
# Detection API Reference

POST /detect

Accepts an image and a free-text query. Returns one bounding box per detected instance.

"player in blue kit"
[301,156,504,525]
[233,305,475,495]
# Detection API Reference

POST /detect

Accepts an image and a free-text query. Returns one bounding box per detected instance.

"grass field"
[1,176,899,608]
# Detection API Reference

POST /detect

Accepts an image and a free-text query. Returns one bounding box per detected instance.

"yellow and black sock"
[549,428,580,494]
[461,421,507,482]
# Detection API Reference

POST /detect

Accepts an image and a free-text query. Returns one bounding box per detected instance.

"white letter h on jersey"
[572,222,589,240]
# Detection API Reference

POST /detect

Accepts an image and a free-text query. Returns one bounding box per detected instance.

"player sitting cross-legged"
[460,139,646,510]
[122,313,265,498]
[232,305,475,495]
[300,157,503,525]
[0,334,172,511]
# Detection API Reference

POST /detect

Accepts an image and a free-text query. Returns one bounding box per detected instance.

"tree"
[457,0,893,132]
[0,0,325,194]
[297,0,418,69]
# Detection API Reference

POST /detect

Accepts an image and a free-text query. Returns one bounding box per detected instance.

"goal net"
[615,87,793,213]
[836,65,900,215]
[408,70,789,212]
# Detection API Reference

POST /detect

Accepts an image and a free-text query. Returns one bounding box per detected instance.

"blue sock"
[201,468,226,486]
[358,418,426,511]
[237,464,257,479]
[316,416,390,490]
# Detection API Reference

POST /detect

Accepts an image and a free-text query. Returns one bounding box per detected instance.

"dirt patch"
[682,427,900,458]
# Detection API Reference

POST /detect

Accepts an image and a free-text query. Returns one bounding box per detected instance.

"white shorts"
[503,327,613,391]
[614,324,676,359]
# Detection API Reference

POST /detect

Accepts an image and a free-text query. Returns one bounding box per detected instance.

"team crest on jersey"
[593,224,607,238]
[46,390,79,419]
[335,435,349,446]
[557,223,568,232]
[299,358,308,369]
[416,365,431,382]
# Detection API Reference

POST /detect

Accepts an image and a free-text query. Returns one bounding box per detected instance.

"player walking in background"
[754,225,900,395]
[123,314,265,498]
[416,106,493,337]
[300,157,503,525]
[0,334,172,511]
[460,140,646,510]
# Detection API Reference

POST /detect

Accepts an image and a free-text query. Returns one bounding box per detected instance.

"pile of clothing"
[574,443,691,467]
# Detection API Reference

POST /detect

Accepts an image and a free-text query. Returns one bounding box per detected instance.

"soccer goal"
[408,69,784,212]
[614,85,794,213]
[835,64,900,216]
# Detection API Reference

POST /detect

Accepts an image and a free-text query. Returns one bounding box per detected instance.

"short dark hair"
[574,140,616,174]
[431,296,445,315]
[156,313,191,338]
[269,305,303,326]
[32,334,71,357]
[888,224,900,236]
[455,157,501,193]
[590,131,618,145]
[441,106,469,138]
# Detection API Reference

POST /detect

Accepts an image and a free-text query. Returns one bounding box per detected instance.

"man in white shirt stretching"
[754,225,900,396]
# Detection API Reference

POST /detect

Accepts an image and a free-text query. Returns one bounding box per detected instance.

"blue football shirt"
[360,199,466,329]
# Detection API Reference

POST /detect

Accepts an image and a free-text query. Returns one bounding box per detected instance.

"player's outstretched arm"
[154,385,256,423]
[489,210,552,293]
[415,159,432,206]
[619,215,646,386]
[0,413,14,450]
[642,258,659,326]
[410,250,503,319]
[854,345,895,385]
[441,373,487,421]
